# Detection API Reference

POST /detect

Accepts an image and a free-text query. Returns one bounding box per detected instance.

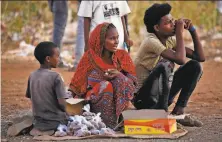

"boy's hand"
[104,69,121,80]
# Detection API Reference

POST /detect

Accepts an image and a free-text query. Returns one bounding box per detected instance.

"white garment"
[78,1,131,49]
[218,1,222,14]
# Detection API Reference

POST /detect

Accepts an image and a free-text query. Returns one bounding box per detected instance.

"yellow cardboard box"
[122,109,177,135]
[65,98,85,116]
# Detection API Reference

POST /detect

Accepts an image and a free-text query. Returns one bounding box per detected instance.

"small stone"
[214,57,222,62]
[6,121,13,126]
[1,139,8,142]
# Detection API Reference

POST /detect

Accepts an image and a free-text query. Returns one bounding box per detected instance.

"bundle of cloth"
[54,104,115,137]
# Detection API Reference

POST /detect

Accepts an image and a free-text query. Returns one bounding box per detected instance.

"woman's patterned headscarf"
[69,23,136,96]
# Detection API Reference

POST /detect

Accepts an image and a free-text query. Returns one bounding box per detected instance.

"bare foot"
[125,101,136,110]
[29,128,55,136]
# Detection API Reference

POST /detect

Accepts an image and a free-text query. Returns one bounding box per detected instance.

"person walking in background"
[70,0,84,72]
[78,1,133,53]
[217,1,222,26]
[48,0,68,68]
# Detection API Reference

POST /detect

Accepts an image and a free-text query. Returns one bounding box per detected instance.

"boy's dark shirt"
[26,68,69,129]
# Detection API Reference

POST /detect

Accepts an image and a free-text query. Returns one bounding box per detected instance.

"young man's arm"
[184,23,205,62]
[161,19,186,65]
[84,17,91,52]
[173,19,205,62]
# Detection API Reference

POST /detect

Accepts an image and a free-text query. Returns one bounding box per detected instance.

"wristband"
[189,26,196,32]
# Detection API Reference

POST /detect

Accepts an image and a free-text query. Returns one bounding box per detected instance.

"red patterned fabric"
[86,71,136,128]
[69,23,136,96]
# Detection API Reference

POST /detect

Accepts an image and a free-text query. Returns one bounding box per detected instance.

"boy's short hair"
[144,3,172,33]
[34,41,58,64]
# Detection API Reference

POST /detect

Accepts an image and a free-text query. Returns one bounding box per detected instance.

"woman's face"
[104,27,119,53]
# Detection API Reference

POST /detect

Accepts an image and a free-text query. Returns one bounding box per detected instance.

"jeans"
[48,0,68,49]
[134,60,203,111]
[73,2,84,68]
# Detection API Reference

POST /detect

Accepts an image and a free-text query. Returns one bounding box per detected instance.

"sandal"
[7,116,33,136]
[177,115,203,127]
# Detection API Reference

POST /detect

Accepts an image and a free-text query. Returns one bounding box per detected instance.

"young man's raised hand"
[175,19,185,34]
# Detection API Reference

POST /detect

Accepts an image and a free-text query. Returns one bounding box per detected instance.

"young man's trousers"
[134,60,203,111]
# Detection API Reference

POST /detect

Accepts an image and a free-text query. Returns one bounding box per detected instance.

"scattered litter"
[200,40,206,48]
[63,22,77,44]
[60,50,74,68]
[12,32,21,41]
[54,124,68,137]
[212,33,222,40]
[214,57,222,62]
[1,139,8,142]
[60,50,73,62]
[216,49,221,54]
[4,41,35,57]
[2,21,77,66]
[17,41,35,56]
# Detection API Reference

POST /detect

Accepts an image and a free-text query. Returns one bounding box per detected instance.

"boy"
[8,42,71,136]
[28,41,71,135]
[134,3,205,116]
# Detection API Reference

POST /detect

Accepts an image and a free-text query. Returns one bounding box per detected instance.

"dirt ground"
[1,56,222,141]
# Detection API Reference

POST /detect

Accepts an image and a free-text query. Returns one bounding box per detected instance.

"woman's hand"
[104,69,121,80]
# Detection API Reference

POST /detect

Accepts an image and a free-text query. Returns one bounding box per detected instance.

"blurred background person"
[78,1,133,53]
[70,0,84,72]
[48,0,68,68]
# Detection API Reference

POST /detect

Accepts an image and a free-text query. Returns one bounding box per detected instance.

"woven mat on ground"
[33,128,188,141]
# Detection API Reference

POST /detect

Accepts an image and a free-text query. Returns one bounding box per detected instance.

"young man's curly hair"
[144,3,172,33]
